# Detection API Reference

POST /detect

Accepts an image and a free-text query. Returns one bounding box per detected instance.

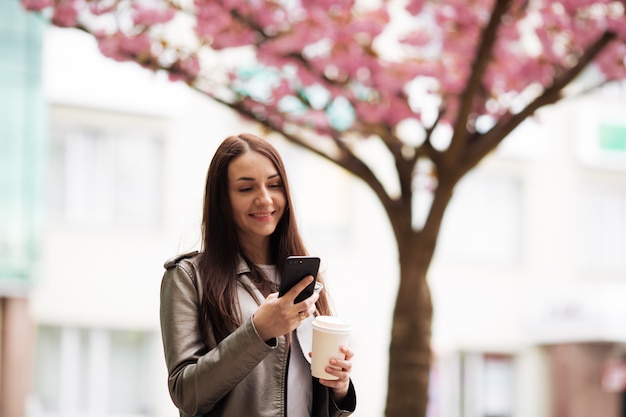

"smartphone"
[279,256,320,303]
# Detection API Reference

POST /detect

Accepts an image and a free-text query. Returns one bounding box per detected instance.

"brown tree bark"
[386,251,433,417]
[384,175,456,417]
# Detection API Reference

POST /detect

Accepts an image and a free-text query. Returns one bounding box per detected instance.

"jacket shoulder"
[163,251,199,270]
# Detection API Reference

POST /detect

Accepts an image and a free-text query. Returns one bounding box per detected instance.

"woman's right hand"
[252,276,319,341]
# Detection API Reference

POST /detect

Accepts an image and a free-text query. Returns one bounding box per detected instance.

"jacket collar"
[236,254,251,276]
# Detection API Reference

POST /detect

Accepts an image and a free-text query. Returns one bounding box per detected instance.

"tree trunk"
[385,239,434,417]
[383,172,455,417]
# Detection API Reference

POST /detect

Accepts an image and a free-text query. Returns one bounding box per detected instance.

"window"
[574,181,626,273]
[435,170,523,266]
[108,330,153,414]
[428,352,516,417]
[30,326,159,417]
[47,123,163,228]
[480,354,516,417]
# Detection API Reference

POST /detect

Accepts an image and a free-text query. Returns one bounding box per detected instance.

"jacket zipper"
[282,330,294,417]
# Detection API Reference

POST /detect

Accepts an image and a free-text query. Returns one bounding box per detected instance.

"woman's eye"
[269,183,283,189]
[239,187,253,192]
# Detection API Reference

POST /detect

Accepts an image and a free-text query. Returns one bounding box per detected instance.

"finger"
[292,292,319,318]
[318,378,344,389]
[294,293,318,322]
[340,346,354,361]
[285,275,315,302]
[295,292,319,316]
[319,369,350,388]
[330,357,352,373]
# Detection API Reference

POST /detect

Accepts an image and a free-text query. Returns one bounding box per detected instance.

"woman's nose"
[255,187,272,204]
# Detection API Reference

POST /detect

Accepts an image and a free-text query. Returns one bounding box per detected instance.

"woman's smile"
[249,211,276,221]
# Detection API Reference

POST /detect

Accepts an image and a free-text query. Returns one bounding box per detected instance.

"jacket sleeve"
[312,378,357,417]
[330,380,357,417]
[159,261,276,416]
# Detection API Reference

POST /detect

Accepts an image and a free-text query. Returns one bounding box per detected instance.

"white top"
[258,264,313,417]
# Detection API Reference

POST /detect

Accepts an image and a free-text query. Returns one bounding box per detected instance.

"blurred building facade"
[427,88,626,417]
[6,19,626,417]
[0,2,45,416]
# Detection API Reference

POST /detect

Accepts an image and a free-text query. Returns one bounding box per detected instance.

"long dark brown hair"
[198,133,332,344]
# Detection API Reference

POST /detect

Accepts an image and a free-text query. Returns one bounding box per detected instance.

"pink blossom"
[347,8,390,38]
[51,1,79,27]
[405,0,426,16]
[97,32,152,62]
[439,72,466,96]
[295,63,321,86]
[400,31,433,47]
[302,0,354,13]
[375,62,421,89]
[385,97,415,125]
[195,2,259,49]
[20,0,52,11]
[20,0,626,137]
[169,56,201,82]
[354,99,389,125]
[595,41,626,80]
[88,2,117,16]
[131,5,176,26]
[118,33,151,55]
[195,3,233,41]
[211,28,257,49]
[98,36,131,62]
[328,41,371,79]
[264,29,313,55]
[607,14,626,40]
[271,80,293,102]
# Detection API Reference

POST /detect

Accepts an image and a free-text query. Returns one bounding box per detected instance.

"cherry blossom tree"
[21,0,626,415]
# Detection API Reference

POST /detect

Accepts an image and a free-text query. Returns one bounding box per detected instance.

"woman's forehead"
[228,151,280,180]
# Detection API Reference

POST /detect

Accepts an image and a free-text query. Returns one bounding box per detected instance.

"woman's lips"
[249,211,274,221]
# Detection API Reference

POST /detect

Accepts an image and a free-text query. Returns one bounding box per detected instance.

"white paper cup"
[311,316,351,380]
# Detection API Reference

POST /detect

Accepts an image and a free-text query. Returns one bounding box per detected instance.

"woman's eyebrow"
[234,173,280,182]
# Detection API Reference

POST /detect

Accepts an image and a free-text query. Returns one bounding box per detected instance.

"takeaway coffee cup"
[311,316,352,380]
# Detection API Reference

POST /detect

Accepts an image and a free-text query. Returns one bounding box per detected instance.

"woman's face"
[228,150,286,247]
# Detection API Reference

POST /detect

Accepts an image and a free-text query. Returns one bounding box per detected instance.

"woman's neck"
[240,237,271,265]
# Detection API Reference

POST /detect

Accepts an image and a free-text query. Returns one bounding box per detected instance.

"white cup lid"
[313,316,351,331]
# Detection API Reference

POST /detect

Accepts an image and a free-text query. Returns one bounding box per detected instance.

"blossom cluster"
[22,0,626,136]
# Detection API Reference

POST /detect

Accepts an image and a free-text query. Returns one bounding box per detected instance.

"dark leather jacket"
[159,252,357,417]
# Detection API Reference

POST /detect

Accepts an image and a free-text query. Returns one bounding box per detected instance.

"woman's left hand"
[317,346,354,402]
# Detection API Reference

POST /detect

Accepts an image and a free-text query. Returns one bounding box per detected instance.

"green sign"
[598,124,626,152]
[0,1,46,293]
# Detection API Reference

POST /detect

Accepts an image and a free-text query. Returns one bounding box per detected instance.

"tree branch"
[460,30,617,174]
[205,93,397,214]
[444,0,513,166]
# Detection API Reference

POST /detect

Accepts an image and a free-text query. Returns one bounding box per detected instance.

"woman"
[160,133,357,417]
